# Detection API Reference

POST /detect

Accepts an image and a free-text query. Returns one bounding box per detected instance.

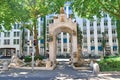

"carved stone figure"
[35,59,42,67]
[9,54,25,67]
[46,59,52,68]
[60,7,64,14]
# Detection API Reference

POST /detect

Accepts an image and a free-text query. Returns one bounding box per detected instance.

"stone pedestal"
[46,60,51,68]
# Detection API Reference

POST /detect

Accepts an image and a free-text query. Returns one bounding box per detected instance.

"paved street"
[0,61,120,80]
[0,62,92,80]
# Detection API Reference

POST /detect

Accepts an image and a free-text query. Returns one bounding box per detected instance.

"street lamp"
[29,40,34,72]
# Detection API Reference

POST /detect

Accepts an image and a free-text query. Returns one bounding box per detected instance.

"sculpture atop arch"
[60,7,64,14]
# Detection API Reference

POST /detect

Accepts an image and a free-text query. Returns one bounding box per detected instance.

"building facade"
[0,23,22,57]
[0,2,118,58]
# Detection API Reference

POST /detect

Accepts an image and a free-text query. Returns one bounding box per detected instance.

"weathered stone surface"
[46,60,52,68]
[9,54,25,67]
[35,59,42,67]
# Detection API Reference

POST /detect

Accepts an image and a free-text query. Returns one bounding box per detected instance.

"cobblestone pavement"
[0,62,120,80]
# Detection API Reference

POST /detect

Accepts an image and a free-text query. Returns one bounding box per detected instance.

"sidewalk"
[90,71,120,80]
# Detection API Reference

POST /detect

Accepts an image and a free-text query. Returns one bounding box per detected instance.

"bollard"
[3,61,8,70]
[93,61,100,76]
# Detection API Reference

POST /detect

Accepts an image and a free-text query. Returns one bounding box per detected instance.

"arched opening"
[56,32,72,60]
[48,26,78,63]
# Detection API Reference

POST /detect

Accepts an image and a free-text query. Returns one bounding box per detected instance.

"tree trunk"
[43,16,46,56]
[33,19,39,56]
[21,26,25,55]
[116,20,120,54]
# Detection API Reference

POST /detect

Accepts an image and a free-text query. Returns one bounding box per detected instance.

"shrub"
[98,56,120,71]
[24,55,44,62]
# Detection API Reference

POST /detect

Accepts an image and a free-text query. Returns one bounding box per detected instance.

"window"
[97,30,101,34]
[111,20,115,25]
[24,47,27,51]
[83,39,87,43]
[91,46,95,50]
[68,6,71,10]
[64,7,66,10]
[49,19,53,24]
[13,39,19,45]
[104,29,108,34]
[14,32,16,37]
[17,32,20,36]
[63,48,67,52]
[113,46,117,51]
[90,30,94,34]
[104,14,107,18]
[14,31,20,37]
[105,39,109,42]
[98,37,101,42]
[98,38,102,43]
[14,23,20,29]
[58,38,61,43]
[63,38,67,43]
[14,24,17,29]
[112,29,116,34]
[4,39,10,45]
[104,19,108,26]
[4,32,10,37]
[0,40,1,45]
[63,32,66,35]
[0,32,1,37]
[90,40,94,43]
[59,48,61,52]
[90,21,93,26]
[83,19,86,26]
[97,20,101,26]
[112,39,116,43]
[83,31,87,34]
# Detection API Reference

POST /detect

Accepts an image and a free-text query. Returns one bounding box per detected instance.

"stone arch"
[48,12,78,63]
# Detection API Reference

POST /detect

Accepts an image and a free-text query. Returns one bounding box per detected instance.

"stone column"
[49,35,56,63]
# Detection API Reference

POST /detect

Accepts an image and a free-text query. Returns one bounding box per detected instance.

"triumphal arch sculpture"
[48,7,79,63]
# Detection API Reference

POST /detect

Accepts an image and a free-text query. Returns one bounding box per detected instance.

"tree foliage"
[72,0,120,53]
[72,0,120,19]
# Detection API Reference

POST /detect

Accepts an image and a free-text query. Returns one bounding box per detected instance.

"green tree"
[72,0,120,53]
[0,0,52,56]
[116,20,120,54]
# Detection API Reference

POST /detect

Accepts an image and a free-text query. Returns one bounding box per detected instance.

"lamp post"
[32,49,34,72]
[30,40,34,72]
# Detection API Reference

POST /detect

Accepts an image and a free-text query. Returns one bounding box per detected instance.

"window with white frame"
[4,39,10,45]
[13,39,19,45]
[14,23,20,29]
[90,21,93,26]
[83,19,86,27]
[14,31,20,37]
[111,20,115,25]
[4,32,10,37]
[104,19,108,26]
